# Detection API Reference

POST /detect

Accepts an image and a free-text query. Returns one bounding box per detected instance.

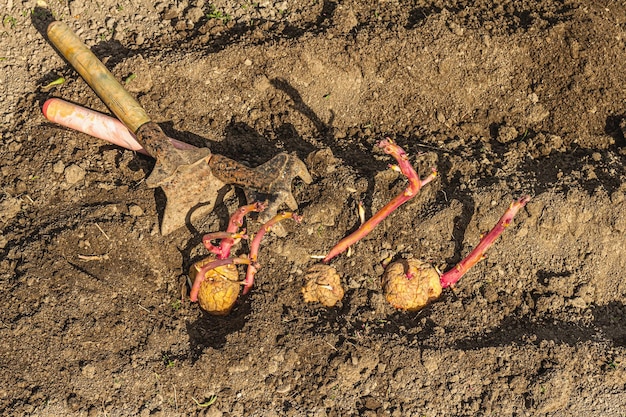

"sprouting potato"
[188,202,302,315]
[382,259,442,311]
[189,256,240,315]
[380,196,530,311]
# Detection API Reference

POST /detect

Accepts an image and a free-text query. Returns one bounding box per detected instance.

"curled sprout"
[202,202,266,260]
[189,205,302,309]
[243,212,303,294]
[323,139,437,263]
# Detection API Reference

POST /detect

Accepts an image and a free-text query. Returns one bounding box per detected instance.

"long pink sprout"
[439,195,531,288]
[221,202,266,259]
[242,212,303,294]
[202,202,266,259]
[323,139,437,263]
[202,232,247,257]
[189,256,252,302]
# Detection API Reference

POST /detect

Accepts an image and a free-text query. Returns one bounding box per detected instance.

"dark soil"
[1,0,626,415]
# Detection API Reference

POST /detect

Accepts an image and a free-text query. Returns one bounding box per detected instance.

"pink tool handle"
[42,98,196,155]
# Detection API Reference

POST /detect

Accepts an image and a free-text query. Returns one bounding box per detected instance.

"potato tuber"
[302,264,345,307]
[382,259,442,311]
[189,256,242,315]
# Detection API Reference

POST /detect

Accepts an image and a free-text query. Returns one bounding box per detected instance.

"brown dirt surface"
[2,0,626,415]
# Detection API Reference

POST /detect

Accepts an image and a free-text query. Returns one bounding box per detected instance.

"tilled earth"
[1,0,626,416]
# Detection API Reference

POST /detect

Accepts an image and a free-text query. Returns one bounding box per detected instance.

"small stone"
[0,197,22,223]
[14,180,27,194]
[162,6,180,20]
[185,6,204,23]
[276,384,291,394]
[81,364,96,379]
[244,58,252,66]
[53,160,65,174]
[64,164,86,184]
[204,408,223,417]
[174,20,187,31]
[334,5,358,33]
[8,141,22,152]
[363,397,382,410]
[129,204,144,217]
[497,125,518,144]
[254,75,271,92]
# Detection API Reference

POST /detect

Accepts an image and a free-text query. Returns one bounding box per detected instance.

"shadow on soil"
[286,289,625,351]
[451,301,626,349]
[185,298,252,361]
[406,1,574,32]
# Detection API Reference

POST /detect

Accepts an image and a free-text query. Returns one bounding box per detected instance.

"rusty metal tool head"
[46,21,311,235]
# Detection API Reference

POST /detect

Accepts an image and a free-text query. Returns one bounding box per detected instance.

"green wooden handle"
[47,21,150,134]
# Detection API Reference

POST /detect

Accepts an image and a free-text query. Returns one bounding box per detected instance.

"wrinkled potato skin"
[382,259,442,311]
[302,264,345,307]
[190,257,240,315]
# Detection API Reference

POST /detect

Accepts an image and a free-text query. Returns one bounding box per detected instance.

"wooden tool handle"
[42,98,197,154]
[46,21,150,134]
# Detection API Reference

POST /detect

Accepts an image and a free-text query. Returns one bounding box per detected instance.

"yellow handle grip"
[47,21,150,134]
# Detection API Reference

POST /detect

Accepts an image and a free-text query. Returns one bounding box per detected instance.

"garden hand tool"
[46,21,311,235]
